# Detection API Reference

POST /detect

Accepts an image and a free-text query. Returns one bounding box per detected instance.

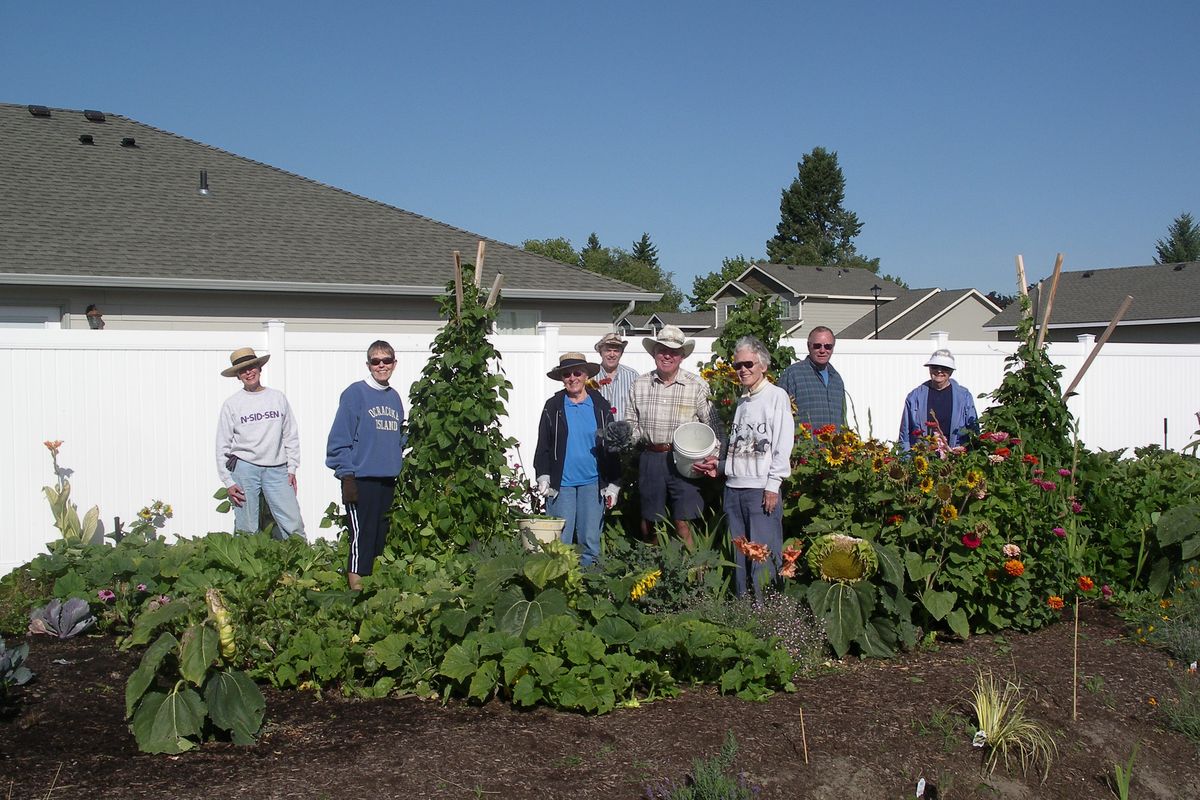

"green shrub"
[644,732,760,800]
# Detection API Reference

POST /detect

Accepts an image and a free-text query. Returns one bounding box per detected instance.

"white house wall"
[2,327,1198,573]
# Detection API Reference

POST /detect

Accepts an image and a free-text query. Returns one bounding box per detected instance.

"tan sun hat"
[221,347,271,377]
[594,332,628,352]
[643,325,695,358]
[547,352,602,381]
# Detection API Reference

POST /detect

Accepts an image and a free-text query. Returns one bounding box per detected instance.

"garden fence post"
[929,330,949,349]
[264,318,286,392]
[537,322,560,376]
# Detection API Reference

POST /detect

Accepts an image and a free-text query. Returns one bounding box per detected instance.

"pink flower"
[97,589,116,602]
[1052,527,1066,538]
[1071,500,1083,514]
[1040,480,1057,491]
[1002,543,1021,558]
[961,532,982,549]
[1101,584,1113,599]
[1058,468,1072,477]
[136,583,147,592]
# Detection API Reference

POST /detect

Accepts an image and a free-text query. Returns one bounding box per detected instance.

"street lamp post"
[870,285,882,339]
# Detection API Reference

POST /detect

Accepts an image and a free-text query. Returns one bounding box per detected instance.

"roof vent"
[198,169,210,196]
[79,134,94,145]
[1082,271,1093,278]
[1174,263,1186,271]
[120,137,137,148]
[27,105,51,117]
[83,109,106,123]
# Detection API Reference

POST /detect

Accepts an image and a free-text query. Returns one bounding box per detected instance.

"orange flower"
[1003,559,1025,577]
[43,439,63,455]
[780,562,798,579]
[732,537,770,564]
[781,546,802,565]
[1077,575,1095,592]
[1047,595,1064,610]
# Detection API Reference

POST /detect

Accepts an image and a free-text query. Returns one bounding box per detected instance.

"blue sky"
[4,1,1196,302]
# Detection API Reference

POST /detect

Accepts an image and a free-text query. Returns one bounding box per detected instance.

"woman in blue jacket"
[899,349,979,451]
[533,353,621,566]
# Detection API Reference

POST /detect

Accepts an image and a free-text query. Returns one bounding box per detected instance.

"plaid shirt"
[779,357,846,431]
[625,368,719,446]
[596,362,640,421]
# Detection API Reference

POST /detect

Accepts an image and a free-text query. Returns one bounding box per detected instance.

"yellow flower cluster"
[700,360,740,385]
[630,569,662,601]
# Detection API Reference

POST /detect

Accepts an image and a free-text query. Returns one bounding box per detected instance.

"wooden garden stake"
[484,272,504,309]
[1062,295,1134,399]
[1072,597,1080,721]
[799,707,809,764]
[1015,255,1028,300]
[1035,253,1065,349]
[453,252,464,320]
[474,241,487,288]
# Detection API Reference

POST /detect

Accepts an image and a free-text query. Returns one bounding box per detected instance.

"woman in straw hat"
[533,353,622,566]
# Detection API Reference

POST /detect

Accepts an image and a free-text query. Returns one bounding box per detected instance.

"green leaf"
[874,543,905,589]
[920,589,958,622]
[592,616,636,646]
[204,670,265,745]
[946,608,971,639]
[178,624,221,686]
[856,618,898,658]
[129,686,205,754]
[305,589,360,610]
[51,570,87,599]
[371,633,413,671]
[807,581,865,659]
[527,613,579,648]
[129,598,193,646]
[563,630,606,665]
[126,632,179,718]
[499,646,534,685]
[439,643,479,683]
[523,554,570,589]
[1156,504,1200,547]
[511,673,543,706]
[904,551,937,582]
[467,659,499,702]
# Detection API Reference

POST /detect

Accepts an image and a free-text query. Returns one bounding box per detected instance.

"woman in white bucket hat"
[898,348,979,451]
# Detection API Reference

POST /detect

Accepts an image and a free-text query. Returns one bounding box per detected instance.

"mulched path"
[2,604,1197,799]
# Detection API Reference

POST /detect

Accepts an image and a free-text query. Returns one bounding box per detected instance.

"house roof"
[710,263,905,303]
[0,103,657,302]
[839,288,999,339]
[985,262,1200,330]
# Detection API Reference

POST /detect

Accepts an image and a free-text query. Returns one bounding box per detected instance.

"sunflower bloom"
[964,469,983,489]
[939,504,958,523]
[913,455,929,474]
[919,476,934,494]
[630,569,662,601]
[871,456,885,473]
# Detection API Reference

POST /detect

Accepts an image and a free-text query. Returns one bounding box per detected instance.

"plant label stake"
[799,706,809,764]
[452,251,464,320]
[485,273,504,310]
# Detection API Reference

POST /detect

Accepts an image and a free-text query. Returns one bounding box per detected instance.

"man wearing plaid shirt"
[625,325,720,547]
[779,326,846,431]
[594,332,640,421]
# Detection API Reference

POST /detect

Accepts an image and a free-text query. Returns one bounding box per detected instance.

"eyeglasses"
[808,342,834,351]
[562,369,588,378]
[929,366,952,374]
[732,360,758,371]
[368,357,396,366]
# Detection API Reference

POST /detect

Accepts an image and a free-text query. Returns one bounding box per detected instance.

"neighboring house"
[984,262,1200,343]
[0,103,658,332]
[838,288,1001,341]
[707,263,906,336]
[616,310,714,337]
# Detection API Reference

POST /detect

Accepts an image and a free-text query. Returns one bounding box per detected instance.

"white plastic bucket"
[672,422,718,477]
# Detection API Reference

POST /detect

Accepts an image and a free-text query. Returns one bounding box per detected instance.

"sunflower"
[935,483,953,503]
[964,469,984,489]
[918,476,934,494]
[939,504,959,523]
[913,455,929,474]
[824,449,846,467]
[871,456,885,473]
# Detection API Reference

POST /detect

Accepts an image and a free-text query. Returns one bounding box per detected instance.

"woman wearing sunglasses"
[533,352,622,566]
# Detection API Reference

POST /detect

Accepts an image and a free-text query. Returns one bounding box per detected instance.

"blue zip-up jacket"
[325,380,406,479]
[533,388,621,491]
[898,378,979,450]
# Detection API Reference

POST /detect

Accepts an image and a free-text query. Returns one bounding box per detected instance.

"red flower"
[1048,595,1064,610]
[995,447,1011,458]
[1077,575,1094,592]
[1023,454,1039,465]
[598,377,612,386]
[886,514,904,526]
[961,532,982,549]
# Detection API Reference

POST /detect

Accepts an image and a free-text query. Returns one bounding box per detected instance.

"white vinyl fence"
[3,322,1199,574]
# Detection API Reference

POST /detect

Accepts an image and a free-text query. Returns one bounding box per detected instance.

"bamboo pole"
[1034,253,1065,349]
[453,252,464,320]
[1062,295,1134,399]
[484,272,504,309]
[1015,255,1028,299]
[474,241,486,288]
[799,707,809,764]
[1072,597,1080,721]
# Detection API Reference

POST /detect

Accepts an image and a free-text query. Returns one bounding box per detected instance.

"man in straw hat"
[625,325,720,547]
[898,348,978,452]
[593,332,640,420]
[215,347,305,539]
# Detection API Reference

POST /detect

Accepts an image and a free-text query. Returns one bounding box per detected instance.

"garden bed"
[3,604,1196,799]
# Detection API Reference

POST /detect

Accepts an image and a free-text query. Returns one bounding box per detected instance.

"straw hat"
[221,347,271,377]
[642,325,695,358]
[594,332,628,352]
[547,352,602,381]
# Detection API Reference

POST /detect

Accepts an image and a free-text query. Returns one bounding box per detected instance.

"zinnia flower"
[1058,468,1072,477]
[43,439,64,455]
[1048,596,1064,610]
[1071,500,1083,514]
[886,514,904,526]
[1052,526,1066,538]
[1077,575,1094,592]
[1002,543,1021,558]
[1003,559,1025,577]
[1023,454,1039,465]
[961,532,981,549]
[994,447,1011,458]
[1101,584,1113,599]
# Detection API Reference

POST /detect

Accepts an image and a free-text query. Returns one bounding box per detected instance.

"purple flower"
[1101,584,1113,599]
[97,588,116,602]
[1052,527,1066,538]
[1041,480,1057,491]
[1058,468,1072,477]
[136,583,147,592]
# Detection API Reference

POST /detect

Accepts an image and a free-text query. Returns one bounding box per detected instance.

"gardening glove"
[536,476,558,499]
[601,484,620,509]
[341,475,359,505]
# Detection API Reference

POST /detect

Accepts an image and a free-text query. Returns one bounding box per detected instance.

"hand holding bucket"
[671,422,718,478]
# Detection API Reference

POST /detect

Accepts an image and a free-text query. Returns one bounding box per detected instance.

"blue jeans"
[231,461,305,540]
[546,482,603,566]
[725,486,782,597]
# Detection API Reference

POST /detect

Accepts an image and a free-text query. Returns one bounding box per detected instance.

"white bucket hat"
[642,325,695,358]
[924,349,956,371]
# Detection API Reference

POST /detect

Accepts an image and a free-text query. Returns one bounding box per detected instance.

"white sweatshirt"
[719,380,794,494]
[215,387,301,487]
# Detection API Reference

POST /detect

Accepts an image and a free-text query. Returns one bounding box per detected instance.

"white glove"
[536,476,558,499]
[601,484,620,507]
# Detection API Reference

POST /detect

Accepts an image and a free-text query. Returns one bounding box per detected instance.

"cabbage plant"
[29,597,97,639]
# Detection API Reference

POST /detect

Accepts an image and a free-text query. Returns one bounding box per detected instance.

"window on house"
[0,305,62,329]
[494,310,541,334]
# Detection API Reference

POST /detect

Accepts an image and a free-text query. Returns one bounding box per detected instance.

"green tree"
[522,237,578,266]
[390,269,518,556]
[631,232,659,268]
[575,233,683,313]
[579,232,602,268]
[689,255,754,311]
[766,147,880,272]
[1154,212,1200,264]
[701,294,799,426]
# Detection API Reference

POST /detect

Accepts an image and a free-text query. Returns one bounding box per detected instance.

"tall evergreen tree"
[631,232,659,267]
[578,232,603,268]
[1154,212,1200,264]
[766,147,880,272]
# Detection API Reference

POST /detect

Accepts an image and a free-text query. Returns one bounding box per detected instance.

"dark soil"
[2,604,1197,799]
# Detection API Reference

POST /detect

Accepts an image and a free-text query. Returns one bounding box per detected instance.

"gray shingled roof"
[840,288,993,339]
[736,263,906,299]
[985,262,1200,330]
[648,311,714,329]
[0,103,655,300]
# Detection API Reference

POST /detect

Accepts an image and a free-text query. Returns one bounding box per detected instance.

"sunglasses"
[808,343,834,351]
[731,360,758,370]
[561,369,588,378]
[368,357,396,366]
[929,366,952,374]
